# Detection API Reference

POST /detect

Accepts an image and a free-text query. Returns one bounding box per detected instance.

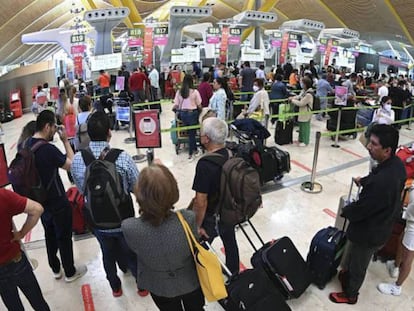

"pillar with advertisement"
[219,27,229,64]
[70,33,85,78]
[143,27,153,67]
[279,32,290,64]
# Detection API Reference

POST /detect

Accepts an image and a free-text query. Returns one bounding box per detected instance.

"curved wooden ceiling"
[0,0,413,66]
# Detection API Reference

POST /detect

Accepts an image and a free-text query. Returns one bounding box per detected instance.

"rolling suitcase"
[237,220,310,299]
[259,146,291,183]
[250,237,311,299]
[334,178,361,231]
[275,119,293,145]
[306,226,347,289]
[222,268,291,311]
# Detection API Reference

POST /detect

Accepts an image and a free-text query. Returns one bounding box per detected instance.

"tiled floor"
[3,103,414,311]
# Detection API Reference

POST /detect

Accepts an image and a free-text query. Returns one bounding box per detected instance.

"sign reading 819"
[71,34,85,44]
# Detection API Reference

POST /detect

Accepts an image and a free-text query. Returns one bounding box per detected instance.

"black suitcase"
[259,147,290,183]
[222,268,291,311]
[306,226,347,289]
[250,237,311,299]
[238,221,311,299]
[275,119,293,145]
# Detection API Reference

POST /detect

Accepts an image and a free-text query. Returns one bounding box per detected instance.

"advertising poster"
[335,86,348,106]
[74,56,83,77]
[0,144,9,188]
[143,27,153,67]
[134,110,161,148]
[219,27,229,64]
[279,32,290,64]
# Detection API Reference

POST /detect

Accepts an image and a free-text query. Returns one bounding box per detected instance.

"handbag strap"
[176,211,196,255]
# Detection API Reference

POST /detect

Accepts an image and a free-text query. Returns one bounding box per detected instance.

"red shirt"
[98,73,110,88]
[129,72,150,91]
[0,189,27,264]
[198,82,213,107]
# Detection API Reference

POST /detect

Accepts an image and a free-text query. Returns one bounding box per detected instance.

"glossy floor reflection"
[3,105,414,311]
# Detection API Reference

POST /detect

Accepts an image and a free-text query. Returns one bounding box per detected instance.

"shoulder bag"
[176,211,228,302]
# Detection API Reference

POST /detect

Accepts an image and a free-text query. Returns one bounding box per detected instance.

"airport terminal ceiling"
[0,0,414,66]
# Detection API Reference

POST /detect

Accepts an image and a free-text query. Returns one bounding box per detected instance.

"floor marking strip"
[323,208,337,219]
[220,247,246,272]
[340,147,364,159]
[290,159,312,172]
[82,284,95,311]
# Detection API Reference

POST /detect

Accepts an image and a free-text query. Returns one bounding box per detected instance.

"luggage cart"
[170,118,200,155]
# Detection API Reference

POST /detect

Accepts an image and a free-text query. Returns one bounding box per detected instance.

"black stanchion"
[407,104,413,130]
[124,101,136,144]
[301,131,323,193]
[146,148,154,166]
[331,107,342,148]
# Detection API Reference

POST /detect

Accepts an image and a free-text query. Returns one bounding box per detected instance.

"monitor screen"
[11,93,19,101]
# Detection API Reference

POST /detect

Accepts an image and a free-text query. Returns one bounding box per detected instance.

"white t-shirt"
[377,85,389,101]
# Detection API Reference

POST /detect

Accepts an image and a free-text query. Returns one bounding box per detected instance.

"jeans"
[341,240,379,297]
[93,230,138,291]
[41,200,76,277]
[132,90,146,103]
[179,110,199,156]
[0,253,50,311]
[202,215,239,275]
[240,93,252,102]
[151,287,204,311]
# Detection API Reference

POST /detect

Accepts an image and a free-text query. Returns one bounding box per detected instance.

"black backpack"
[81,148,134,229]
[203,151,262,225]
[307,90,320,111]
[8,140,55,203]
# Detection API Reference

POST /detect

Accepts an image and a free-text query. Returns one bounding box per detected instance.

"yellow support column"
[241,0,279,43]
[384,0,414,46]
[109,0,133,28]
[121,0,143,25]
[80,0,97,10]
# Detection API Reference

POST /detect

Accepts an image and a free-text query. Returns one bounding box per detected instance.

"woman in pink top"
[173,74,202,161]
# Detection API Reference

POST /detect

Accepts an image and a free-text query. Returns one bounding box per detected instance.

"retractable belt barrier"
[106,97,413,139]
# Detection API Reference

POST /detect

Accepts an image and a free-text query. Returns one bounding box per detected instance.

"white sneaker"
[53,268,63,280]
[377,282,402,296]
[65,265,87,283]
[299,143,306,147]
[386,260,400,278]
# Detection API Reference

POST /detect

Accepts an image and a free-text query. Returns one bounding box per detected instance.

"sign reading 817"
[154,27,168,35]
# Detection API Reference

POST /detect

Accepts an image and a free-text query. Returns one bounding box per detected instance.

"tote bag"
[176,211,227,302]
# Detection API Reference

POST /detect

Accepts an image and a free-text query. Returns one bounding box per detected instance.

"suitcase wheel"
[274,174,284,182]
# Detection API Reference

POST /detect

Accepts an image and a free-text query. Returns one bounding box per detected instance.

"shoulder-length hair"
[135,164,179,226]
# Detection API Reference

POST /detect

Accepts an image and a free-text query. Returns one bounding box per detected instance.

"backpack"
[74,115,90,151]
[66,186,87,234]
[8,140,55,203]
[308,90,320,111]
[203,151,262,225]
[81,148,134,229]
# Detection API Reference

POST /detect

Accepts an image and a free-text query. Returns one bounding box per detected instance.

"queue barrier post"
[301,131,323,194]
[124,101,136,144]
[146,148,154,166]
[331,107,342,148]
[407,103,413,130]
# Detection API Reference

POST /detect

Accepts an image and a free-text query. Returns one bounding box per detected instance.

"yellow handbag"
[176,211,228,302]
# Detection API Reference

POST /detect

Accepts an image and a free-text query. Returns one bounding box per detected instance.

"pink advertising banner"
[287,41,297,48]
[271,40,282,47]
[207,37,220,44]
[153,37,168,46]
[71,45,86,55]
[228,36,241,45]
[128,38,143,47]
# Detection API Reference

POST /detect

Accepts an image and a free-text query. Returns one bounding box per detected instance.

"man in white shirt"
[148,64,159,102]
[377,80,389,102]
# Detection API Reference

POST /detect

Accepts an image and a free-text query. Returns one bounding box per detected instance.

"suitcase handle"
[237,219,265,252]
